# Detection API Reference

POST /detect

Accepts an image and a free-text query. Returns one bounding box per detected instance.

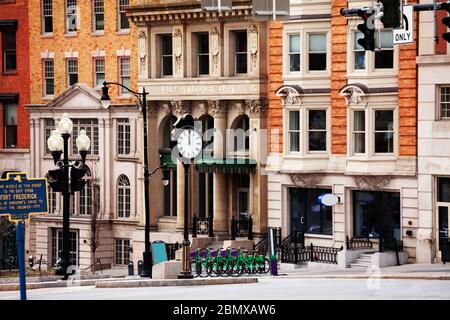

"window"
[118,57,130,94]
[308,34,326,71]
[197,32,209,76]
[438,177,450,203]
[440,86,450,119]
[66,0,77,33]
[114,239,130,265]
[234,30,248,74]
[353,191,400,240]
[118,0,129,31]
[162,116,177,217]
[93,0,104,32]
[117,175,131,218]
[71,119,99,155]
[374,110,394,153]
[117,119,130,155]
[354,32,365,70]
[288,110,300,152]
[308,110,327,151]
[43,59,54,96]
[94,58,105,87]
[66,58,78,87]
[3,103,17,148]
[42,0,53,33]
[51,229,78,267]
[79,177,92,215]
[233,115,250,152]
[2,31,16,72]
[374,31,394,69]
[48,185,57,214]
[288,34,300,72]
[290,188,332,235]
[160,34,173,77]
[353,110,365,154]
[44,118,55,154]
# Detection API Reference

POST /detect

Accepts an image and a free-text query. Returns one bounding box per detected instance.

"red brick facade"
[0,0,30,149]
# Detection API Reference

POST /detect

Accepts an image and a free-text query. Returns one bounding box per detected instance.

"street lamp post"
[100,81,169,278]
[46,113,91,280]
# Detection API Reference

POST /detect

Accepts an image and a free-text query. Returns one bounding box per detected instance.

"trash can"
[137,260,143,275]
[128,261,134,276]
[269,255,278,276]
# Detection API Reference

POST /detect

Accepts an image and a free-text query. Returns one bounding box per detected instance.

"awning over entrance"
[195,158,257,174]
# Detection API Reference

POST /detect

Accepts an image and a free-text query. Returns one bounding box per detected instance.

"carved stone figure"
[290,173,325,188]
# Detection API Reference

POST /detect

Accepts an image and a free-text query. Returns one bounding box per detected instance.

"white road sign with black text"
[393,5,414,44]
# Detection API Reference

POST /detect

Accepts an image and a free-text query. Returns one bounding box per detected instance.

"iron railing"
[230,215,253,240]
[254,237,268,256]
[0,256,18,271]
[346,235,373,250]
[309,244,343,264]
[166,242,181,261]
[379,239,403,252]
[276,231,305,264]
[192,215,214,238]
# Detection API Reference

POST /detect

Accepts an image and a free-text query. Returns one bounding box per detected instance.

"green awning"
[195,158,257,174]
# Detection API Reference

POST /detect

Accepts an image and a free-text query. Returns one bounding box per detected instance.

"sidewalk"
[277,263,450,280]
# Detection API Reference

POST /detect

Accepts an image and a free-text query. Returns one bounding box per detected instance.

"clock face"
[177,129,203,159]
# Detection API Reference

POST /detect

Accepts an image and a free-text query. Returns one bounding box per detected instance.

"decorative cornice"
[245,99,268,117]
[170,100,192,117]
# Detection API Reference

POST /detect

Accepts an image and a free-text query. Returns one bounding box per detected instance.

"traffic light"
[379,0,401,28]
[442,2,450,43]
[357,9,376,51]
[46,168,65,192]
[70,163,89,192]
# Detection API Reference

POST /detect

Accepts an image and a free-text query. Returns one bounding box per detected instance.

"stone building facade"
[266,0,419,260]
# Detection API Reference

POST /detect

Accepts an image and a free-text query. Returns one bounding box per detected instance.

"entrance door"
[237,188,249,220]
[290,188,306,234]
[437,204,450,253]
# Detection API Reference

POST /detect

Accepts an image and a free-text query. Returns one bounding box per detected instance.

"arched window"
[161,115,177,217]
[162,115,177,149]
[233,115,250,152]
[198,115,214,219]
[117,174,131,218]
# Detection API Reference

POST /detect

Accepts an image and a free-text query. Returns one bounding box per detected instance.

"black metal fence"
[0,256,18,271]
[230,215,253,240]
[192,215,214,238]
[346,236,373,250]
[166,242,181,260]
[379,239,403,252]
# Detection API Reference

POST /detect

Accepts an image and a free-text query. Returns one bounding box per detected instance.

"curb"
[0,279,106,292]
[277,274,450,280]
[95,277,259,288]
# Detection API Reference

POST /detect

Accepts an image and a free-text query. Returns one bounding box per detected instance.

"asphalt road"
[1,278,450,300]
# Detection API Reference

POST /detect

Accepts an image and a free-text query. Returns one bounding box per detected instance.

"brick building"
[266,0,420,263]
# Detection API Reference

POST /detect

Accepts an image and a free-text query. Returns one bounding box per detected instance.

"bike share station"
[0,172,49,300]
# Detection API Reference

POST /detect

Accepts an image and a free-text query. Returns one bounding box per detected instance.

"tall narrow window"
[117,175,131,218]
[288,34,300,72]
[48,186,57,214]
[4,103,17,148]
[42,0,53,33]
[93,0,104,32]
[354,32,365,70]
[117,119,130,155]
[114,239,130,265]
[197,32,209,76]
[234,30,248,74]
[43,59,54,96]
[308,34,327,71]
[374,110,394,153]
[51,229,78,267]
[440,86,450,119]
[66,0,77,33]
[233,115,250,152]
[94,58,105,87]
[67,59,78,87]
[119,57,130,94]
[2,31,16,72]
[375,31,394,69]
[118,0,129,31]
[308,110,327,151]
[72,119,99,155]
[288,110,300,152]
[161,34,173,76]
[44,118,55,154]
[353,110,366,154]
[79,169,92,215]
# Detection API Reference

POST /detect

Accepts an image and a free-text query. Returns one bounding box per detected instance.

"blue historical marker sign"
[0,172,49,223]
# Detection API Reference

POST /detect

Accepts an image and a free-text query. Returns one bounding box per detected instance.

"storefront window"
[353,191,400,240]
[290,188,332,235]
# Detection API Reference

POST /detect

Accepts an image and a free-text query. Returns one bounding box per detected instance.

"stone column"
[209,101,228,235]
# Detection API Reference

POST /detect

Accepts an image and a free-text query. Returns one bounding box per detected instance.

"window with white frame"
[374,30,394,69]
[354,32,365,70]
[353,110,366,154]
[43,59,54,96]
[117,175,131,218]
[93,0,104,32]
[118,57,130,94]
[308,34,327,71]
[48,185,57,214]
[79,178,92,215]
[42,0,53,34]
[114,238,130,265]
[52,229,78,267]
[288,110,300,152]
[71,119,99,155]
[3,103,17,148]
[44,118,55,154]
[374,110,394,154]
[440,86,450,119]
[66,0,77,33]
[118,0,129,31]
[66,58,78,87]
[117,119,131,155]
[94,58,105,87]
[288,34,300,72]
[160,34,173,77]
[308,110,327,151]
[196,32,209,76]
[234,30,248,75]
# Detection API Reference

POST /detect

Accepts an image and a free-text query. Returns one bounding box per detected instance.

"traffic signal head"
[442,2,450,43]
[46,168,65,192]
[70,163,89,192]
[379,0,401,28]
[357,9,376,51]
